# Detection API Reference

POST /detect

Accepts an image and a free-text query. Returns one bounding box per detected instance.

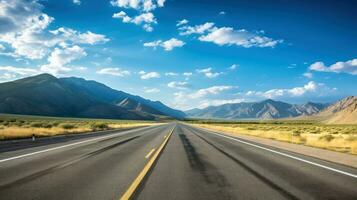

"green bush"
[91,122,109,130]
[60,123,76,129]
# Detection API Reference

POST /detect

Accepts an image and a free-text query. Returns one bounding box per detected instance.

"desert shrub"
[292,130,301,136]
[60,123,76,129]
[30,122,52,128]
[319,134,334,142]
[91,122,109,130]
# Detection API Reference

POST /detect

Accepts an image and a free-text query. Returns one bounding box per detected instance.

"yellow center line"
[145,148,155,159]
[119,127,174,200]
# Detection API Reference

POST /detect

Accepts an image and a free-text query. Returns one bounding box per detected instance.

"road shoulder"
[190,124,357,169]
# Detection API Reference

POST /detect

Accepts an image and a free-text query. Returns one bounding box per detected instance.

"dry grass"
[0,114,159,140]
[191,122,357,155]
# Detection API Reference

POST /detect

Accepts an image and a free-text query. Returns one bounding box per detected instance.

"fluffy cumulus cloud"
[196,67,222,78]
[139,70,160,79]
[40,45,87,75]
[309,59,357,75]
[245,81,335,99]
[96,68,131,76]
[178,22,282,48]
[167,81,189,90]
[179,22,215,35]
[0,0,109,75]
[113,11,156,32]
[143,38,185,51]
[111,0,166,32]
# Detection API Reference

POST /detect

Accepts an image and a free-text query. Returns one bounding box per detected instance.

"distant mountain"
[0,74,186,120]
[61,76,186,119]
[314,96,357,124]
[186,99,329,119]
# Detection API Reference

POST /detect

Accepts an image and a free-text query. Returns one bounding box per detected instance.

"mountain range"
[0,74,186,120]
[185,99,330,119]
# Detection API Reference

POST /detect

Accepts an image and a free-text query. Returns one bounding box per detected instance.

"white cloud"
[143,38,185,51]
[40,45,87,75]
[0,66,38,76]
[170,85,238,110]
[0,65,38,81]
[111,0,165,32]
[219,11,226,15]
[110,0,166,12]
[96,68,130,76]
[0,0,108,72]
[190,86,234,99]
[179,22,215,35]
[196,67,222,78]
[178,21,282,48]
[144,88,160,93]
[176,19,189,26]
[309,59,357,75]
[199,27,282,48]
[73,0,81,5]
[139,71,160,79]
[113,11,157,32]
[197,98,245,109]
[165,72,178,76]
[167,81,189,89]
[183,72,192,76]
[228,64,238,70]
[246,81,331,99]
[303,72,313,79]
[50,27,109,45]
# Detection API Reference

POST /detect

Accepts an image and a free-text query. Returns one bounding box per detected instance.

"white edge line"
[0,125,161,163]
[194,125,357,179]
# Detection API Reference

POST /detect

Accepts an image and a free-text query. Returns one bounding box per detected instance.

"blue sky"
[0,0,356,110]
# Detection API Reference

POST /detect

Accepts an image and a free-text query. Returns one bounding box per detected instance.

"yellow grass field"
[0,114,159,140]
[190,121,357,155]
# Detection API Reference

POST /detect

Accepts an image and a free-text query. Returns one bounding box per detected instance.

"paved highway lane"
[0,122,357,200]
[0,124,174,200]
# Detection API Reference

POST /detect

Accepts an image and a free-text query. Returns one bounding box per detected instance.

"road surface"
[0,122,356,199]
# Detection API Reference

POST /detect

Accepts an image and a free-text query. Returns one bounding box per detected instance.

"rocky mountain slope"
[315,96,357,124]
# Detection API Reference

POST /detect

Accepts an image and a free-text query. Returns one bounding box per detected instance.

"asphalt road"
[0,122,356,200]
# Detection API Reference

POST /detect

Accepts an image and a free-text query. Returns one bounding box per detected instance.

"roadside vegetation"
[188,120,357,155]
[0,114,158,140]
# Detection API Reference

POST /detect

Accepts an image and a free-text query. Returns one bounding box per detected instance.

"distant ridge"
[186,99,329,119]
[0,74,186,120]
[314,96,357,124]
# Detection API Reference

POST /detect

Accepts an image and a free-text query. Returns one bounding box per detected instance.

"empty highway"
[0,122,356,200]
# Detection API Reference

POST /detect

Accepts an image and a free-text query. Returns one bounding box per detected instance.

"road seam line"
[120,128,174,200]
[0,125,161,163]
[194,125,357,179]
[145,148,155,159]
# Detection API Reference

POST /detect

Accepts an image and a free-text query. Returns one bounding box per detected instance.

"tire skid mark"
[187,126,299,200]
[0,135,141,191]
[177,126,232,200]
